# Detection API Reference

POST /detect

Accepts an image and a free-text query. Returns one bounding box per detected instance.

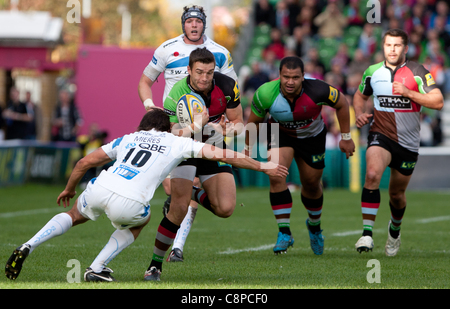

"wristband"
[341,132,351,140]
[244,144,251,151]
[143,98,154,109]
[187,124,195,134]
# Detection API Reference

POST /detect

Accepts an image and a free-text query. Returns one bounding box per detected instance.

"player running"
[5,107,287,282]
[138,5,238,262]
[244,56,355,255]
[353,29,444,256]
[144,47,247,281]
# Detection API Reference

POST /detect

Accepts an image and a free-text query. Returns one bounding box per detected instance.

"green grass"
[1,184,449,289]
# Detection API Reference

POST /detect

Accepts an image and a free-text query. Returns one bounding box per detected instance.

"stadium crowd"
[242,0,450,147]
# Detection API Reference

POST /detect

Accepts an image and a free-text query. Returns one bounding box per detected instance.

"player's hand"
[193,108,209,128]
[208,115,228,136]
[57,190,76,208]
[339,139,355,159]
[260,162,289,178]
[392,81,410,97]
[355,113,373,128]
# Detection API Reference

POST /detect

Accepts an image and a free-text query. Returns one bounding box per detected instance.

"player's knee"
[213,202,235,218]
[365,169,382,186]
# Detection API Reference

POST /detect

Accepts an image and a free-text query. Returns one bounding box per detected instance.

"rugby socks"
[192,186,214,215]
[361,188,380,237]
[389,202,406,239]
[90,229,134,273]
[302,194,323,233]
[149,216,179,271]
[270,189,292,235]
[172,205,197,252]
[25,213,73,254]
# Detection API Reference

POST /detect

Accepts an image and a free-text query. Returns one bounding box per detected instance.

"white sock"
[172,206,197,252]
[26,213,73,254]
[89,229,134,273]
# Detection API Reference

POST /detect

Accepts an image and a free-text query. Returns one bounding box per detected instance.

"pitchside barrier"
[0,140,81,187]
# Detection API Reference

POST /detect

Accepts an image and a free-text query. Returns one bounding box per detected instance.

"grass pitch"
[0,184,449,289]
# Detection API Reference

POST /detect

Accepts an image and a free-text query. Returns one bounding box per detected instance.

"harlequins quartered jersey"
[251,78,340,139]
[359,60,438,153]
[164,72,241,144]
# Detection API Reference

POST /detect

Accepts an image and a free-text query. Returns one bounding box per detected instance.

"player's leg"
[384,164,413,256]
[86,213,151,282]
[168,177,201,262]
[268,146,295,254]
[5,198,87,280]
[145,166,195,281]
[199,172,236,218]
[355,144,391,253]
[293,155,325,255]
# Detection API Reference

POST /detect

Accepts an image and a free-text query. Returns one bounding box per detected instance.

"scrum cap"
[181,6,206,41]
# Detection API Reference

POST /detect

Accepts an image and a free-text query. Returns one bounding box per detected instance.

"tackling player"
[353,29,444,256]
[5,107,288,282]
[244,56,355,255]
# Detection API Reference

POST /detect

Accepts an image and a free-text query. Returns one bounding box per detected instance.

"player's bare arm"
[197,144,289,178]
[333,92,356,159]
[138,74,156,111]
[392,82,444,110]
[57,148,112,208]
[353,89,373,129]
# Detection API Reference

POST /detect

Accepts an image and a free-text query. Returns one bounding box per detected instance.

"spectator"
[254,0,276,27]
[407,31,423,62]
[51,89,83,142]
[260,50,280,80]
[0,104,5,142]
[2,87,33,140]
[358,23,378,59]
[434,15,450,54]
[275,0,290,35]
[344,0,365,26]
[286,0,301,35]
[404,3,430,34]
[347,48,371,75]
[243,61,270,94]
[428,1,450,34]
[24,91,41,140]
[313,0,347,39]
[262,27,286,60]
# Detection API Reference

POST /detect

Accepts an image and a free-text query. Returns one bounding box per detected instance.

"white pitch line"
[416,216,450,224]
[0,208,63,218]
[218,244,273,255]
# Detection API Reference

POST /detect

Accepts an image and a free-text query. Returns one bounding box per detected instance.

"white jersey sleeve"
[96,130,204,205]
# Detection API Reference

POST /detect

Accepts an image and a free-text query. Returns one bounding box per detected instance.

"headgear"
[181,6,206,42]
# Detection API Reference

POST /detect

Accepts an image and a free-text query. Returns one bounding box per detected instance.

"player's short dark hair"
[279,56,304,74]
[382,28,409,46]
[189,47,215,68]
[137,108,170,132]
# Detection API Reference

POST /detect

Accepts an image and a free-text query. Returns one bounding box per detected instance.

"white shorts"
[77,180,151,230]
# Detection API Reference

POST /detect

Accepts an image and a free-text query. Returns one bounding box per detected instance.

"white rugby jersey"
[143,34,237,101]
[95,129,204,205]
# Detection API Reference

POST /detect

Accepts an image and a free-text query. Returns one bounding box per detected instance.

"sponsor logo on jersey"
[152,56,157,65]
[378,96,411,109]
[328,86,338,103]
[233,82,241,101]
[425,73,436,86]
[227,52,234,68]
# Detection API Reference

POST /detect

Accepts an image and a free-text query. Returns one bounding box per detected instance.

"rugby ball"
[176,93,206,128]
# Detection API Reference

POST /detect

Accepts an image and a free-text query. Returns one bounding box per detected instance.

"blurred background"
[0,0,449,190]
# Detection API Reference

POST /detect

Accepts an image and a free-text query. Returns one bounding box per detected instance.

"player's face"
[279,66,304,97]
[383,35,408,68]
[184,18,204,42]
[188,61,215,93]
